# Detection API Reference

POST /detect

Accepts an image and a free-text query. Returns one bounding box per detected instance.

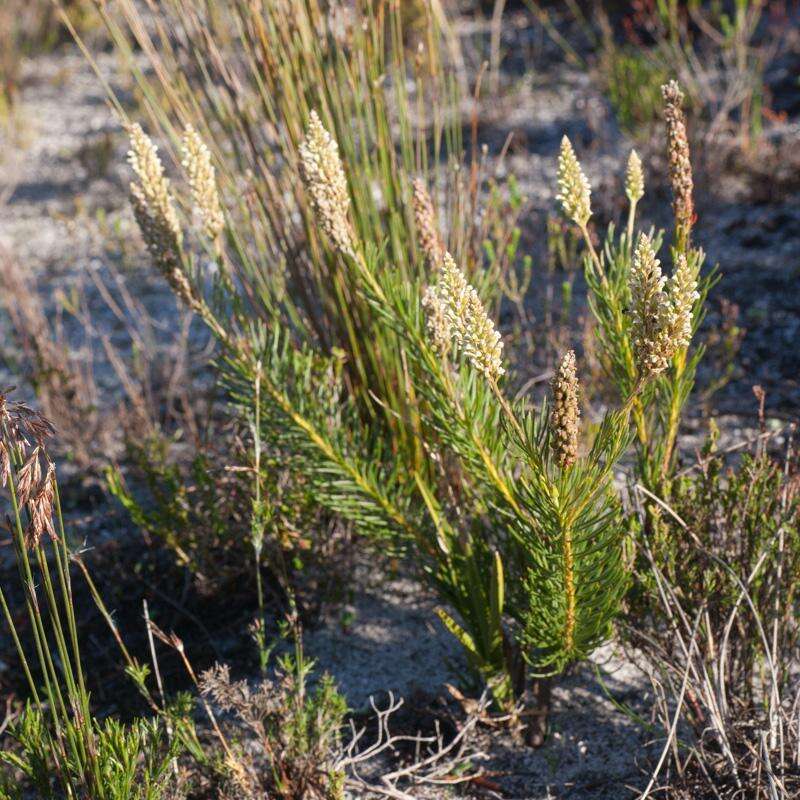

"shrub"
[199,656,347,799]
[115,102,675,727]
[628,421,800,798]
[82,0,708,734]
[185,629,484,799]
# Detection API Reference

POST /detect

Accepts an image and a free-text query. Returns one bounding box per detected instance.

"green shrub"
[83,0,709,731]
[117,105,667,721]
[1,707,181,800]
[602,47,668,134]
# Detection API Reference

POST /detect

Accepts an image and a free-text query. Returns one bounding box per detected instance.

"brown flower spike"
[661,81,694,248]
[412,178,445,270]
[550,350,580,469]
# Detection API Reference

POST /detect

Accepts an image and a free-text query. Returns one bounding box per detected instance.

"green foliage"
[512,408,631,673]
[92,0,692,715]
[0,707,181,800]
[121,136,635,710]
[602,47,668,134]
[105,426,320,586]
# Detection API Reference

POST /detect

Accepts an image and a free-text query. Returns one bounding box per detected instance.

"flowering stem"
[488,377,527,445]
[579,223,604,281]
[626,199,638,257]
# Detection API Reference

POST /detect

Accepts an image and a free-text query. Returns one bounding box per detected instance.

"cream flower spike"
[434,253,504,381]
[298,110,355,258]
[556,135,592,228]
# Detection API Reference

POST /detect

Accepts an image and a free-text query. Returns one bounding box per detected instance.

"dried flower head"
[0,441,10,488]
[26,461,56,549]
[412,178,444,270]
[550,350,580,469]
[667,252,699,350]
[16,446,42,507]
[298,111,355,258]
[0,391,59,550]
[181,125,225,242]
[625,149,644,204]
[0,392,55,456]
[436,253,504,380]
[661,81,694,246]
[556,136,592,228]
[422,284,452,358]
[629,234,673,376]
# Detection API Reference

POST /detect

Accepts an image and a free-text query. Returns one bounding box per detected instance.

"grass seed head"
[181,124,225,243]
[412,178,444,270]
[556,135,592,228]
[0,391,58,550]
[298,110,355,258]
[661,81,694,245]
[438,253,504,380]
[26,461,56,549]
[625,149,644,205]
[550,350,580,469]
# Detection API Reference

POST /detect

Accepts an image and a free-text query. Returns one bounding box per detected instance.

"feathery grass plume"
[0,395,57,550]
[629,233,674,376]
[625,149,644,205]
[556,136,592,228]
[667,252,699,350]
[298,110,355,258]
[661,80,694,247]
[422,285,452,357]
[127,124,194,305]
[412,177,444,270]
[550,350,580,469]
[181,124,224,243]
[438,252,504,380]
